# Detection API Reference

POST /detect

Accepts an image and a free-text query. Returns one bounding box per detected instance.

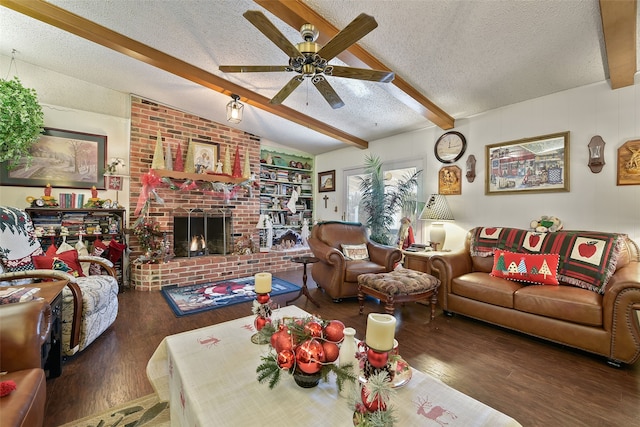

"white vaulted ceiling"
[0,0,638,155]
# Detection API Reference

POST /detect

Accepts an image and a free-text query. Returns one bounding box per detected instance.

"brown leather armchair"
[308,221,402,301]
[0,299,52,427]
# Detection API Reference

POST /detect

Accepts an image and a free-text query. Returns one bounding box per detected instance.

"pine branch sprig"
[256,353,283,389]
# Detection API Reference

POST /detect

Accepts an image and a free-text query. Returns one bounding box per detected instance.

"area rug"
[161,276,300,316]
[59,393,169,427]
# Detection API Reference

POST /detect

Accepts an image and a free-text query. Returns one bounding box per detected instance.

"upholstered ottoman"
[358,269,440,319]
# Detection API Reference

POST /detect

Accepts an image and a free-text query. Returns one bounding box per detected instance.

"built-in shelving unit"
[259,148,313,249]
[26,208,127,288]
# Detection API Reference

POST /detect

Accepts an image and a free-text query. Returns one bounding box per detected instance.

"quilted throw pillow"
[491,250,560,285]
[32,250,85,278]
[341,243,370,261]
[0,206,44,272]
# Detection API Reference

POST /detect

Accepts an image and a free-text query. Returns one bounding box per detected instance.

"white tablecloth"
[147,305,521,426]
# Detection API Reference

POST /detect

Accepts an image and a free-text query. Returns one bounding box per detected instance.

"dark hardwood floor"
[45,268,640,426]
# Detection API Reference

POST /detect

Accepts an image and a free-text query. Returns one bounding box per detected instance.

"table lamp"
[418,194,454,251]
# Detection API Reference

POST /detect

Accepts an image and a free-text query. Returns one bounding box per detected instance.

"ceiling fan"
[219,11,394,109]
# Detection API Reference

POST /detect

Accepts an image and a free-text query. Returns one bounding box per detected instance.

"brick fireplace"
[128,97,310,291]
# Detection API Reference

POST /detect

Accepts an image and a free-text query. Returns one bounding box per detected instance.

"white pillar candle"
[254,272,272,294]
[365,313,396,351]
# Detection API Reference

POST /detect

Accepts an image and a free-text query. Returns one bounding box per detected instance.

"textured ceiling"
[1,0,638,155]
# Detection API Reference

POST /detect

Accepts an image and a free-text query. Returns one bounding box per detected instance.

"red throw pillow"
[32,250,85,278]
[45,244,58,256]
[491,250,560,285]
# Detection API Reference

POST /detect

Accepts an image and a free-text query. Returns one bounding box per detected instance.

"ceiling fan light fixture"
[226,94,244,124]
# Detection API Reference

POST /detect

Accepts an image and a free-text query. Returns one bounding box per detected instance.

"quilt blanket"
[471,227,625,294]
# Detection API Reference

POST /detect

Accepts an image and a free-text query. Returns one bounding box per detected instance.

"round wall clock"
[434,131,467,164]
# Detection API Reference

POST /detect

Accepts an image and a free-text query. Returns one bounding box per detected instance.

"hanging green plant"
[0,77,44,170]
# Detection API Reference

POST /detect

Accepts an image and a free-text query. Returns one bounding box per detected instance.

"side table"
[403,250,448,275]
[0,282,66,378]
[286,256,320,307]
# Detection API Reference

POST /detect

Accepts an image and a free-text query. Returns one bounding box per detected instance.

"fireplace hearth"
[173,208,233,257]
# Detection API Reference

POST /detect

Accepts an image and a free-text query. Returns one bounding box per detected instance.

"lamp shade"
[419,194,454,251]
[419,194,454,221]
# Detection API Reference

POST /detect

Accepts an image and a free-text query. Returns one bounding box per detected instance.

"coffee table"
[147,305,521,426]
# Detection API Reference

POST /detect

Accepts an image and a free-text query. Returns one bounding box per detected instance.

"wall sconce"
[466,154,476,183]
[588,135,605,173]
[226,94,244,124]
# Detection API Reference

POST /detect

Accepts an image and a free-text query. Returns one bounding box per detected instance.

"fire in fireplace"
[173,208,233,257]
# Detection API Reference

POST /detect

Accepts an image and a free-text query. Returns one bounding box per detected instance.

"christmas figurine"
[91,186,98,200]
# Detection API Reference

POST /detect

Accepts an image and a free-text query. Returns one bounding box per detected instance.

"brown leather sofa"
[308,221,402,301]
[0,299,52,427]
[430,227,640,366]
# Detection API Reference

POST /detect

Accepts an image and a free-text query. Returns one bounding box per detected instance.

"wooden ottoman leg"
[358,285,365,315]
[429,290,438,320]
[384,295,395,316]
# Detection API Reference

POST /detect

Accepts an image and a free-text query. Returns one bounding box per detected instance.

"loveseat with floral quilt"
[430,227,640,366]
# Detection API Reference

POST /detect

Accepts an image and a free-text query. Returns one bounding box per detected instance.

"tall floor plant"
[359,155,421,246]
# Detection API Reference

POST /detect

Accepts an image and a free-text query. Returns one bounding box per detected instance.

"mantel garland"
[134,169,257,216]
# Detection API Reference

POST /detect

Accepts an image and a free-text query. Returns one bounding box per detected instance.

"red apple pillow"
[491,250,560,285]
[32,249,85,279]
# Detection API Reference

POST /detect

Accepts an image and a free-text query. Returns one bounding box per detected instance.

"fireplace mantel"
[152,169,248,184]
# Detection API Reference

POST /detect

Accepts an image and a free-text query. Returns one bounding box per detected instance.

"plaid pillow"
[341,243,370,261]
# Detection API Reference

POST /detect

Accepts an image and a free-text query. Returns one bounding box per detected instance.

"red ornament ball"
[367,348,389,369]
[277,349,295,370]
[295,339,325,374]
[256,294,270,304]
[304,321,323,338]
[254,315,269,331]
[271,328,293,354]
[323,320,345,342]
[361,386,387,412]
[322,341,340,363]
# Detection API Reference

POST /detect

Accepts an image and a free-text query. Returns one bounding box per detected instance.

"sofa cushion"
[345,261,387,282]
[32,250,85,278]
[341,243,370,260]
[452,272,522,308]
[491,250,560,285]
[514,285,603,326]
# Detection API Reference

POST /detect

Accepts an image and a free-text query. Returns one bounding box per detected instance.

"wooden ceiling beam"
[255,0,455,130]
[0,0,368,149]
[599,0,637,89]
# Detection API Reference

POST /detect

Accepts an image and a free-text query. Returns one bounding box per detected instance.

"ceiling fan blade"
[316,13,378,61]
[270,77,303,105]
[219,65,289,73]
[243,11,302,59]
[312,76,345,109]
[329,66,394,83]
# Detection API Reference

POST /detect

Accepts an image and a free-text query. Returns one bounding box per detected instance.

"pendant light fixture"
[226,94,244,124]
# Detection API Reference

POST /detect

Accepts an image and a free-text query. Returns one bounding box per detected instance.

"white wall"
[315,81,640,251]
[0,56,131,211]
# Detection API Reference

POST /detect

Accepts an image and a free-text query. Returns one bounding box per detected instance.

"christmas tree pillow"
[32,250,85,279]
[491,250,560,285]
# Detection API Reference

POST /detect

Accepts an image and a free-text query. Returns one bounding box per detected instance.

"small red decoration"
[174,142,184,172]
[256,293,270,304]
[361,386,387,412]
[304,321,323,338]
[254,315,269,331]
[295,339,325,374]
[367,348,389,368]
[232,146,242,178]
[0,380,17,397]
[271,327,293,354]
[322,341,340,363]
[277,349,295,370]
[323,320,345,342]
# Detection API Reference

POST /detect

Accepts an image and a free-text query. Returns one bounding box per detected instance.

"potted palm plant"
[359,155,421,245]
[0,77,44,170]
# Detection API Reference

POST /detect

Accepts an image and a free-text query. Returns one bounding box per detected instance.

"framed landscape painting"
[0,128,107,189]
[485,131,570,195]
